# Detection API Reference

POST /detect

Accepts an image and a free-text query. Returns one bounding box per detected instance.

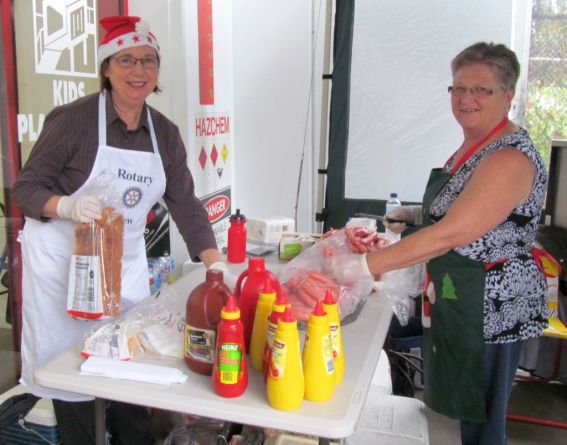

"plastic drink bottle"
[303,300,335,402]
[249,279,277,372]
[263,289,289,381]
[212,295,248,397]
[385,192,402,213]
[227,209,247,264]
[266,306,304,411]
[322,290,345,384]
[184,269,230,375]
[385,193,402,239]
[234,257,281,350]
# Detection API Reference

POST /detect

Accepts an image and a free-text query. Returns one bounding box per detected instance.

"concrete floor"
[417,381,567,444]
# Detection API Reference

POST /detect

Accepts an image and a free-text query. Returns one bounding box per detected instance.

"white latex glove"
[383,205,422,234]
[56,195,103,223]
[324,253,374,286]
[209,261,238,291]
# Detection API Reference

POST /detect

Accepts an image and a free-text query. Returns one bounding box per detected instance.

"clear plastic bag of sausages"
[278,228,376,325]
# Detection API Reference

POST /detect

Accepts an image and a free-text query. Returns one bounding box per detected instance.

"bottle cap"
[262,277,274,293]
[323,290,336,305]
[282,306,295,323]
[275,287,289,305]
[221,294,241,319]
[206,268,224,281]
[312,300,327,316]
[230,208,247,222]
[248,257,265,270]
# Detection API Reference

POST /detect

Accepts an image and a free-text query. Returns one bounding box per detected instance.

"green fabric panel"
[325,0,357,231]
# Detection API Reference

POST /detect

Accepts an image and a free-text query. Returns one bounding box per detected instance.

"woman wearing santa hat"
[13,16,231,444]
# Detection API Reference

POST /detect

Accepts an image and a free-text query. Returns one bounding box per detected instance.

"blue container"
[0,385,61,445]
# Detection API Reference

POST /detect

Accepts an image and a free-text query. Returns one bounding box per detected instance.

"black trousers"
[52,399,154,445]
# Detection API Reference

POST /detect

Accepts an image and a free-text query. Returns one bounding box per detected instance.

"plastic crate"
[0,384,61,445]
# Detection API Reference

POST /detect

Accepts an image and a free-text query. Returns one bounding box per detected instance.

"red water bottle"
[212,295,248,397]
[227,209,247,263]
[234,257,281,349]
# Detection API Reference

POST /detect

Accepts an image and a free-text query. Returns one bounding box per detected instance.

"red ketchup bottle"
[234,257,281,350]
[212,295,248,397]
[184,269,230,375]
[227,209,247,264]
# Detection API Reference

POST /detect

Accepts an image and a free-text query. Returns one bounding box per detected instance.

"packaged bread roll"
[67,207,124,319]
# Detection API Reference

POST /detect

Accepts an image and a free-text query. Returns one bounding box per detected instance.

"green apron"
[421,168,487,422]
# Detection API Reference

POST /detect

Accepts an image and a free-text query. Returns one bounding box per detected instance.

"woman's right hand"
[383,206,416,234]
[56,195,103,223]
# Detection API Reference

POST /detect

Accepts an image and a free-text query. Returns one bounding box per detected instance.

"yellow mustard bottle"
[266,306,304,411]
[303,300,335,401]
[323,290,344,384]
[263,290,289,381]
[249,279,277,372]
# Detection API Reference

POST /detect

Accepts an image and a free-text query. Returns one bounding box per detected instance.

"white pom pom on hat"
[97,15,160,64]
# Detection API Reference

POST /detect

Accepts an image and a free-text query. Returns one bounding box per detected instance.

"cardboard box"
[247,217,295,244]
[346,388,429,444]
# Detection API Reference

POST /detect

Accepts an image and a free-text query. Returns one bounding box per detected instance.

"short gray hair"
[451,42,520,91]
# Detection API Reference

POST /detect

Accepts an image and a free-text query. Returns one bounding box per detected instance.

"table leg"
[94,398,106,445]
[318,438,331,445]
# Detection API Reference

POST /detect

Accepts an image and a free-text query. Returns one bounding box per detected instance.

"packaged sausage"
[67,207,124,319]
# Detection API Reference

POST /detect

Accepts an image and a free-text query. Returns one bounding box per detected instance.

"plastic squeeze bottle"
[249,278,277,372]
[303,300,335,402]
[263,289,289,381]
[266,306,304,411]
[212,295,248,398]
[234,257,281,350]
[227,209,247,264]
[322,290,345,384]
[184,269,230,375]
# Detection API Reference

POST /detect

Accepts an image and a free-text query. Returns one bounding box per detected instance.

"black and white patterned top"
[429,128,549,343]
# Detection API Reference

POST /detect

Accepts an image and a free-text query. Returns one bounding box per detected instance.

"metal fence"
[526,0,567,164]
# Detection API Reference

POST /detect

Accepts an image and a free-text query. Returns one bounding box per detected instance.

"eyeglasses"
[111,55,159,70]
[448,86,497,98]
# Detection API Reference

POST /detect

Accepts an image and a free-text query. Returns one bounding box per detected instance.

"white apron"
[20,93,166,400]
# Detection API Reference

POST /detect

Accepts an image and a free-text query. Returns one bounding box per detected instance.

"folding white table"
[35,266,394,445]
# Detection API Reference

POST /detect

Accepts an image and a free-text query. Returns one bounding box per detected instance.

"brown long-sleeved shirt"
[13,92,216,261]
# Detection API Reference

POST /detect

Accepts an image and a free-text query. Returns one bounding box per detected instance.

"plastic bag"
[375,263,426,326]
[149,255,177,295]
[159,416,232,445]
[67,172,125,320]
[82,284,186,360]
[277,228,376,324]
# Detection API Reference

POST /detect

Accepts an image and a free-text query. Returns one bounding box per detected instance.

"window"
[526,0,567,165]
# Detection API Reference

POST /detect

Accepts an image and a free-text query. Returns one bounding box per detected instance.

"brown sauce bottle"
[184,268,230,375]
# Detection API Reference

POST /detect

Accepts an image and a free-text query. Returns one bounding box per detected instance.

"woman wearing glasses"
[13,16,231,445]
[330,42,548,445]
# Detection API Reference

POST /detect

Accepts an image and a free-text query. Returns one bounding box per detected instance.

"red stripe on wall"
[1,0,24,355]
[197,0,214,105]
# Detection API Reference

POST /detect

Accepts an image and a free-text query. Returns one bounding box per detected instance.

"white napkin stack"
[80,356,188,385]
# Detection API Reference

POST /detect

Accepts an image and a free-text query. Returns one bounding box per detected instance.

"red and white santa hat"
[97,16,160,64]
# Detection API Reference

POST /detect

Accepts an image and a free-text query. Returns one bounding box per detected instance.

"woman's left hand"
[324,252,375,285]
